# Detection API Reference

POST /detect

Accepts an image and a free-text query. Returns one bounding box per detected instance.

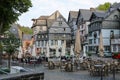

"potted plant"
[87,51,92,59]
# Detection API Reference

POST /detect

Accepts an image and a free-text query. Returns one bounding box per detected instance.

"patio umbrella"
[99,31,104,57]
[18,46,23,58]
[70,45,74,56]
[62,40,66,56]
[83,46,87,57]
[56,46,59,57]
[46,41,50,57]
[74,29,81,59]
[32,44,36,57]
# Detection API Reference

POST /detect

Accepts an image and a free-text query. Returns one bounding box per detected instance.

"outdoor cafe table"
[94,64,105,80]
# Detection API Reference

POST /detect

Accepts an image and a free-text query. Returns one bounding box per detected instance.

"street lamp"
[110,30,114,53]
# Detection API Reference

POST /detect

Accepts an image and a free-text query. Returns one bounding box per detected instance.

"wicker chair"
[65,62,73,72]
[102,65,109,76]
[80,61,88,70]
[88,65,95,76]
[48,61,55,69]
[60,61,66,71]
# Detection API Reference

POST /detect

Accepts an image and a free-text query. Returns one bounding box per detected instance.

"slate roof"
[32,10,67,28]
[90,3,120,21]
[69,11,78,19]
[22,34,32,40]
[47,19,55,27]
[93,11,106,18]
[47,10,66,27]
[111,2,120,9]
[104,3,120,18]
[79,9,93,21]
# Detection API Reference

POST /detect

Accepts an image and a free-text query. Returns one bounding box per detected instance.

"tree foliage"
[3,32,20,54]
[19,26,33,34]
[0,0,32,33]
[3,32,20,69]
[96,2,111,11]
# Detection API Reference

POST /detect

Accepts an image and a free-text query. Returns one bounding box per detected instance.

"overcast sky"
[17,0,120,27]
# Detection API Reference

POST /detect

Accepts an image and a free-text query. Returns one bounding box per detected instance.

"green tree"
[0,0,32,33]
[0,42,3,64]
[3,32,20,69]
[96,2,111,11]
[19,26,33,34]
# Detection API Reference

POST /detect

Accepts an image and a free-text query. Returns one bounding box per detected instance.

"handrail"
[0,69,9,74]
[0,71,44,80]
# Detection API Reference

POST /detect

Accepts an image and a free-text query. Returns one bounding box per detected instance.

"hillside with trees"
[96,2,111,11]
[19,26,33,34]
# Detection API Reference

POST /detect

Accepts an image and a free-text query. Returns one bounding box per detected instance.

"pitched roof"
[111,2,120,9]
[47,10,66,27]
[93,11,106,18]
[79,9,93,21]
[38,16,49,20]
[48,10,65,20]
[104,3,120,19]
[69,11,78,19]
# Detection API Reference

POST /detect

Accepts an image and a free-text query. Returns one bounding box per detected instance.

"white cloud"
[17,0,120,27]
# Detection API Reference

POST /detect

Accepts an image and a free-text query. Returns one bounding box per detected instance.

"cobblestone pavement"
[1,55,120,80]
[24,64,120,80]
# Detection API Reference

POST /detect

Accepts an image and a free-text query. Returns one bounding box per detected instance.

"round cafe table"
[94,64,105,80]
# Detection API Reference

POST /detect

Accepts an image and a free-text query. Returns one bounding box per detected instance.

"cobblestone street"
[1,55,120,80]
[26,64,120,80]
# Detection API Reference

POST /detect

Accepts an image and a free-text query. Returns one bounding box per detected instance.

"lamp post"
[94,32,97,54]
[110,31,116,80]
[110,31,114,53]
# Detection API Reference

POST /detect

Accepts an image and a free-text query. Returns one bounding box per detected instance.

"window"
[36,42,38,47]
[40,41,42,47]
[118,45,120,52]
[113,45,117,52]
[89,46,92,51]
[45,41,47,46]
[38,35,41,39]
[99,30,100,35]
[61,40,64,44]
[64,28,66,31]
[38,41,40,47]
[89,39,92,44]
[94,32,97,38]
[105,46,110,52]
[46,35,47,38]
[42,35,44,38]
[89,32,92,36]
[81,31,83,34]
[94,39,96,44]
[40,27,42,30]
[114,15,118,20]
[59,21,62,26]
[110,30,114,39]
[55,40,57,45]
[51,40,53,45]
